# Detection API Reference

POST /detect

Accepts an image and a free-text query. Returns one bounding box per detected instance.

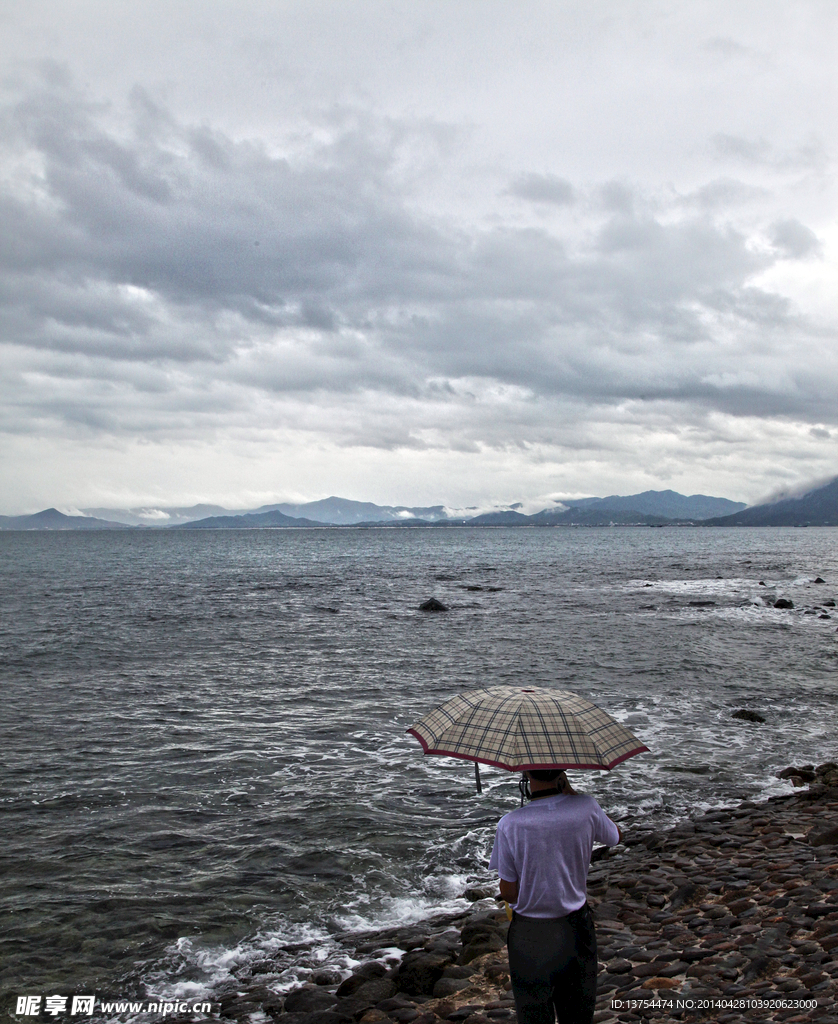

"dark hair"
[527,769,565,782]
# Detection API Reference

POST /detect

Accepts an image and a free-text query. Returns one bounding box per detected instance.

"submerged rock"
[777,765,817,782]
[419,598,448,612]
[731,709,766,723]
[773,598,794,609]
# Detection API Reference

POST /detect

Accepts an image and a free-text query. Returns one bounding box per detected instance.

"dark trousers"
[507,906,597,1024]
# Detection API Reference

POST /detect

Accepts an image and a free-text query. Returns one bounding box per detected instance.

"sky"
[1,0,836,514]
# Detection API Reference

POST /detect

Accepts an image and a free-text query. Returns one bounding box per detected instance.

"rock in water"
[731,709,766,723]
[419,598,448,612]
[773,598,794,609]
[284,986,338,1013]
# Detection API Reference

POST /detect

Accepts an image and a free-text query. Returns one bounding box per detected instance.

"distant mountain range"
[1,489,749,530]
[0,508,130,531]
[703,477,838,527]
[6,481,838,530]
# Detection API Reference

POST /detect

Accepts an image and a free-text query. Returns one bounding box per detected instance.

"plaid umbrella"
[407,685,648,773]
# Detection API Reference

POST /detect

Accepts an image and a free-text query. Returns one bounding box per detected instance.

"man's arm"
[499,877,519,903]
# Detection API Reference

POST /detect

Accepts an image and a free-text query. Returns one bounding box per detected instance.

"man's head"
[526,769,565,783]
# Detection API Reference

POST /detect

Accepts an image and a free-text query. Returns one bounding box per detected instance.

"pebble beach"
[215,769,838,1024]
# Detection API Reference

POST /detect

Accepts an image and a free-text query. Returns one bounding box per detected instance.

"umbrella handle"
[474,761,482,794]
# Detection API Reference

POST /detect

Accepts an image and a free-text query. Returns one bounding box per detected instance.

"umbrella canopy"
[407,685,648,772]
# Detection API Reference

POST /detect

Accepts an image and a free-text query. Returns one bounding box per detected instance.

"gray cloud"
[507,173,575,206]
[711,132,828,172]
[0,52,836,508]
[769,219,822,259]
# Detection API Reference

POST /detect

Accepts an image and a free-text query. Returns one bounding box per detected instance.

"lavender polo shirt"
[489,793,620,918]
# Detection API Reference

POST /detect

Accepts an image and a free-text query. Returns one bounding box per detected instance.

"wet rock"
[814,577,826,583]
[312,971,344,986]
[778,766,817,783]
[605,959,633,974]
[285,987,340,1014]
[419,598,448,612]
[803,823,835,847]
[397,951,454,995]
[677,948,716,962]
[433,978,472,999]
[250,960,279,976]
[378,998,417,1012]
[390,1010,420,1023]
[460,915,508,947]
[446,1007,486,1021]
[731,709,766,723]
[290,1012,355,1024]
[669,883,708,909]
[726,898,756,916]
[337,964,389,997]
[246,986,285,1015]
[815,762,838,787]
[442,966,476,980]
[459,933,506,965]
[742,956,779,982]
[462,888,494,902]
[641,977,680,990]
[774,598,794,609]
[338,979,398,1015]
[223,1000,262,1020]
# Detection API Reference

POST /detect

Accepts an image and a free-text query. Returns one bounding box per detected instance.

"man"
[489,769,622,1024]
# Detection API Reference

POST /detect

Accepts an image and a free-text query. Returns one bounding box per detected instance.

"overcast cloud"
[1,0,836,512]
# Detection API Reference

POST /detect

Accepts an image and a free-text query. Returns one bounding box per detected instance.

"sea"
[1,526,837,1012]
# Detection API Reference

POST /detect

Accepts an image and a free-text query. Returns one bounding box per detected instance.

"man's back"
[490,793,619,917]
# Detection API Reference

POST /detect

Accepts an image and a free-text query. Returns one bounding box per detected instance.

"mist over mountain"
[81,504,234,527]
[251,497,451,524]
[703,476,838,526]
[1,488,757,529]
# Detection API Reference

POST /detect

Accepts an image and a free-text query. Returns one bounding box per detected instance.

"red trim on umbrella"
[406,728,648,772]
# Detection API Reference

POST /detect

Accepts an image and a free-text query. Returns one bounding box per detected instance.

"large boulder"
[335,978,398,1018]
[432,977,472,998]
[395,950,454,995]
[284,987,339,1014]
[336,963,388,997]
[458,931,506,965]
[460,911,508,947]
